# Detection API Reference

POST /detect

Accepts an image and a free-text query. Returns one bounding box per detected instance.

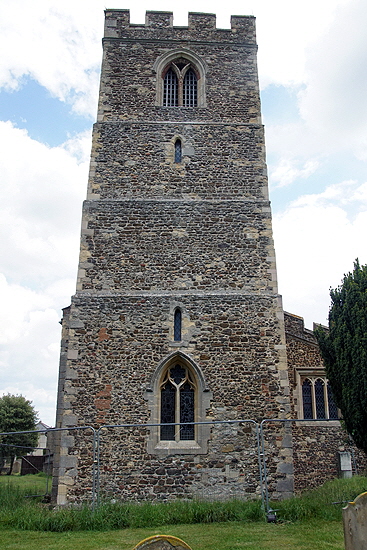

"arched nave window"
[160,363,195,441]
[301,377,338,420]
[145,352,212,454]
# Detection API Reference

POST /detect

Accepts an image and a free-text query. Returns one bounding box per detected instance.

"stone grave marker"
[133,535,192,550]
[343,491,367,549]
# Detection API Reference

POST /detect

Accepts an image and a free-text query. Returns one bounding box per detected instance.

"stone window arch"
[146,352,212,455]
[154,49,207,107]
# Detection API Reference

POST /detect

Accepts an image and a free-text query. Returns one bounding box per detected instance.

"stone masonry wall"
[57,293,290,502]
[53,11,293,504]
[88,123,268,201]
[77,200,276,293]
[99,12,259,124]
[284,312,367,493]
[62,295,287,426]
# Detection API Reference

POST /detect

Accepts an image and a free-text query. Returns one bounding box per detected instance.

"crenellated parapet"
[103,10,256,43]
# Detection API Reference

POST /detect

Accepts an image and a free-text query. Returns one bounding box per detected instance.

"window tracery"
[163,60,198,107]
[145,351,212,455]
[301,377,338,420]
[160,363,195,441]
[154,49,206,107]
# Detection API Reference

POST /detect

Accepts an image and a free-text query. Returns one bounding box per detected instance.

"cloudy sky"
[1,0,366,426]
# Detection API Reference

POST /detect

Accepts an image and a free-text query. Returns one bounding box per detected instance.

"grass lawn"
[0,474,50,496]
[1,475,363,549]
[0,519,345,550]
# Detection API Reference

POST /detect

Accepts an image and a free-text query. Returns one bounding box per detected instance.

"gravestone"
[343,492,367,550]
[133,535,192,550]
[338,451,352,479]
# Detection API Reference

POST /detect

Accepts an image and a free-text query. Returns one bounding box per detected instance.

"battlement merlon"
[104,10,256,43]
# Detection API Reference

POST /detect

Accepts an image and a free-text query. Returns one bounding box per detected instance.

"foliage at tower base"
[315,260,367,454]
[0,394,38,474]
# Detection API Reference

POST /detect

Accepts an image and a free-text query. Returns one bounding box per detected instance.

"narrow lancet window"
[302,379,313,419]
[315,379,326,419]
[183,69,197,107]
[327,383,338,419]
[163,69,178,106]
[161,381,176,440]
[180,381,195,440]
[174,308,182,341]
[174,139,182,163]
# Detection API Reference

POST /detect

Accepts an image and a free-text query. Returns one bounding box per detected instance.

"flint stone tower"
[53,9,293,505]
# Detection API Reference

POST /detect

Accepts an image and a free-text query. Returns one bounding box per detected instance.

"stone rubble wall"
[88,123,268,201]
[52,10,293,504]
[77,200,276,293]
[284,312,367,493]
[56,293,290,503]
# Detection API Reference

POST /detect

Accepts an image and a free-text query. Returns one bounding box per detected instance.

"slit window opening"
[174,140,182,163]
[174,308,182,340]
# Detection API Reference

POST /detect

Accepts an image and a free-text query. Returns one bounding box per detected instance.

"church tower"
[53,10,293,505]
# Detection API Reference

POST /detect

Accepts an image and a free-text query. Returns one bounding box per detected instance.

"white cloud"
[256,0,350,88]
[270,158,320,188]
[0,0,104,117]
[0,122,89,425]
[292,179,367,208]
[0,121,89,286]
[0,274,65,425]
[274,179,367,328]
[299,0,367,151]
[262,0,367,198]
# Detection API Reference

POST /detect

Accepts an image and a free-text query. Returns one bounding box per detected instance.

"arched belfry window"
[160,363,195,441]
[163,60,198,107]
[174,307,182,339]
[155,49,207,108]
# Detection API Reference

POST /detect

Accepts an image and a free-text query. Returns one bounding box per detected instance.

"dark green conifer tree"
[315,260,367,453]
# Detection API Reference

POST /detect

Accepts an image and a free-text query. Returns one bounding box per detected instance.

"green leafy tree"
[0,394,38,474]
[315,260,367,453]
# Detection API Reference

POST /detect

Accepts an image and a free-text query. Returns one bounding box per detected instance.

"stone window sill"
[295,420,341,427]
[150,439,207,455]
